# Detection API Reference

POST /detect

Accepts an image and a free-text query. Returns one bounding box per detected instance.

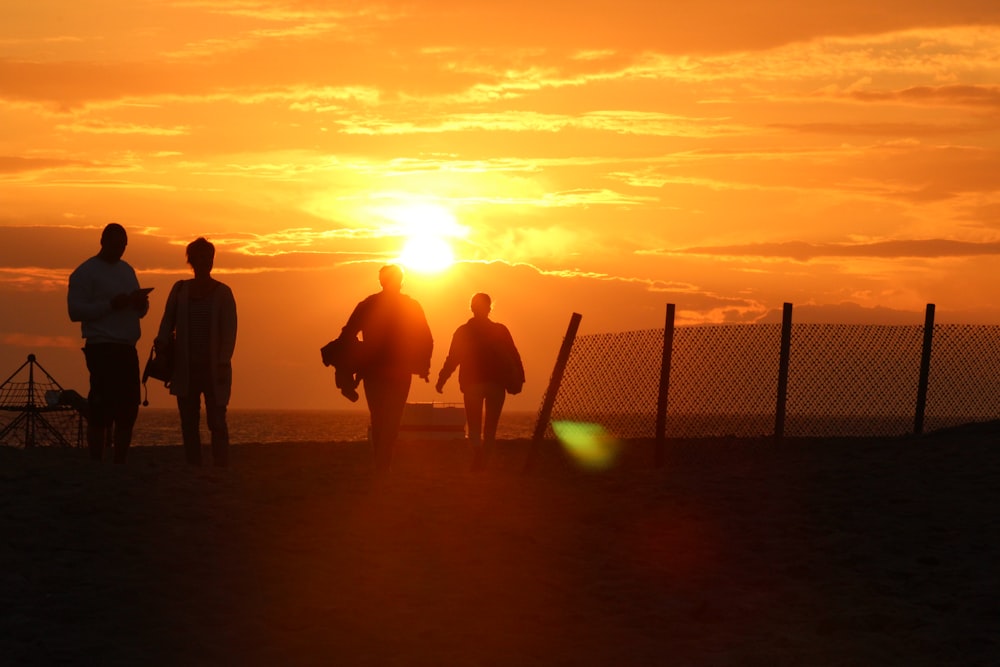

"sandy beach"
[1,430,998,666]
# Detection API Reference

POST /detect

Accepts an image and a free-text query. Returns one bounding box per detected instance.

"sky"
[2,1,1000,411]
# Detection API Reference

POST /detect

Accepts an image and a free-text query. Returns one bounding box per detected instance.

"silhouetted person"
[342,264,432,472]
[68,223,150,463]
[436,293,524,471]
[155,238,237,467]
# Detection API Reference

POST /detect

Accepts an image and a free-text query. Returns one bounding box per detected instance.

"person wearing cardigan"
[155,238,237,466]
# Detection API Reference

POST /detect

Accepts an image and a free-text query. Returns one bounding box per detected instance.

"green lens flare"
[551,420,621,470]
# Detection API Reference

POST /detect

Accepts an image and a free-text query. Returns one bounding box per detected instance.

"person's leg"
[477,383,506,470]
[111,402,139,464]
[481,382,506,467]
[363,376,385,467]
[379,375,411,472]
[86,419,109,461]
[365,373,411,472]
[177,393,203,465]
[83,345,113,461]
[110,346,141,464]
[205,396,229,468]
[463,383,490,471]
[463,385,484,447]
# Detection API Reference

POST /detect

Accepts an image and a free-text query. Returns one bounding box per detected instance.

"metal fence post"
[774,303,793,440]
[523,312,583,473]
[914,303,936,435]
[655,303,676,467]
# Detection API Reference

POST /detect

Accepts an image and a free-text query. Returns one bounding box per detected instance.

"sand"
[1,430,998,666]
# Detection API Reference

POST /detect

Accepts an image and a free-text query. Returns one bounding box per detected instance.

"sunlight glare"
[381,201,465,274]
[398,235,455,273]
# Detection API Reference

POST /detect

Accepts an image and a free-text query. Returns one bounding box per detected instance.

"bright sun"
[398,235,455,273]
[383,202,464,274]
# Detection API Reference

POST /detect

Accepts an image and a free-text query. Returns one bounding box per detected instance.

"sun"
[382,202,465,274]
[398,235,455,273]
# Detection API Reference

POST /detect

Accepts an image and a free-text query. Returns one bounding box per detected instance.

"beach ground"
[1,430,998,666]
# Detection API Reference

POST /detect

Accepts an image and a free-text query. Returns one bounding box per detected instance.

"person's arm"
[501,324,525,384]
[67,263,112,323]
[155,281,181,348]
[341,298,368,340]
[122,264,149,317]
[435,327,463,392]
[414,302,433,381]
[136,292,150,319]
[218,285,238,363]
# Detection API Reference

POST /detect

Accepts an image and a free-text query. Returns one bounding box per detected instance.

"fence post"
[774,303,793,441]
[655,303,676,467]
[914,303,936,435]
[523,312,583,473]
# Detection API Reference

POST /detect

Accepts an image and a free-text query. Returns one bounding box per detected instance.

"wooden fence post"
[774,303,793,440]
[523,312,583,473]
[914,303,936,435]
[655,303,676,467]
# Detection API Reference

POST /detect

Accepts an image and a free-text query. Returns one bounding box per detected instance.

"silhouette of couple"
[68,225,236,466]
[329,266,525,472]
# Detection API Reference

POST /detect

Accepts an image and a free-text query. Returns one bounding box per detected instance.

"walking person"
[67,223,150,463]
[155,238,237,467]
[341,264,432,472]
[436,293,524,471]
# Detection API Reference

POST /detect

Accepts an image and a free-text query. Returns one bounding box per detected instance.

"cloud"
[54,120,190,135]
[755,302,928,325]
[0,267,70,291]
[1,332,79,349]
[0,156,90,174]
[222,227,391,257]
[769,121,986,138]
[657,239,1000,261]
[335,110,745,138]
[847,85,1000,110]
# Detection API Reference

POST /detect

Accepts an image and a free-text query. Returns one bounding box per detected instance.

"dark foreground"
[1,431,998,666]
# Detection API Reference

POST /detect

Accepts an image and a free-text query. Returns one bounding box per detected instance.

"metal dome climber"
[0,354,85,448]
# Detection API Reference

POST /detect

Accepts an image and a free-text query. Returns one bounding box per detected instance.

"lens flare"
[552,420,621,470]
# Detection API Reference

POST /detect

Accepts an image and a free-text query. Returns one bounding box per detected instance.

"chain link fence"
[547,321,1000,439]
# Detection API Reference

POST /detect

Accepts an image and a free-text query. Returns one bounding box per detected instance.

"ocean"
[131,408,539,446]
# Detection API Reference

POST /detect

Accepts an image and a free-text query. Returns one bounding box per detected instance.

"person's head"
[470,292,492,319]
[98,223,128,263]
[186,237,215,276]
[379,264,404,292]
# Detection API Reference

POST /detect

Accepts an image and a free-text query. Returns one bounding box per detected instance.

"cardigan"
[155,279,237,405]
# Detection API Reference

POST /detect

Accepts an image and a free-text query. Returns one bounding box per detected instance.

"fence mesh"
[924,325,1000,431]
[547,322,1000,439]
[785,325,924,436]
[550,329,663,438]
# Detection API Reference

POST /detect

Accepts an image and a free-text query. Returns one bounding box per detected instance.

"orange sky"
[2,1,1000,410]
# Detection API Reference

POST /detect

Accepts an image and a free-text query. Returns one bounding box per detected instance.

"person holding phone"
[68,223,150,463]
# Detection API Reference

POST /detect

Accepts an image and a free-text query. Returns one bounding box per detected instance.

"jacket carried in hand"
[320,335,367,402]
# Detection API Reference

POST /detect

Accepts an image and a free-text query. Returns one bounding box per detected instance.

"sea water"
[130,408,539,446]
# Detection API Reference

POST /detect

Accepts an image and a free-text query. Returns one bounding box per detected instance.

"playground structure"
[0,354,86,448]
